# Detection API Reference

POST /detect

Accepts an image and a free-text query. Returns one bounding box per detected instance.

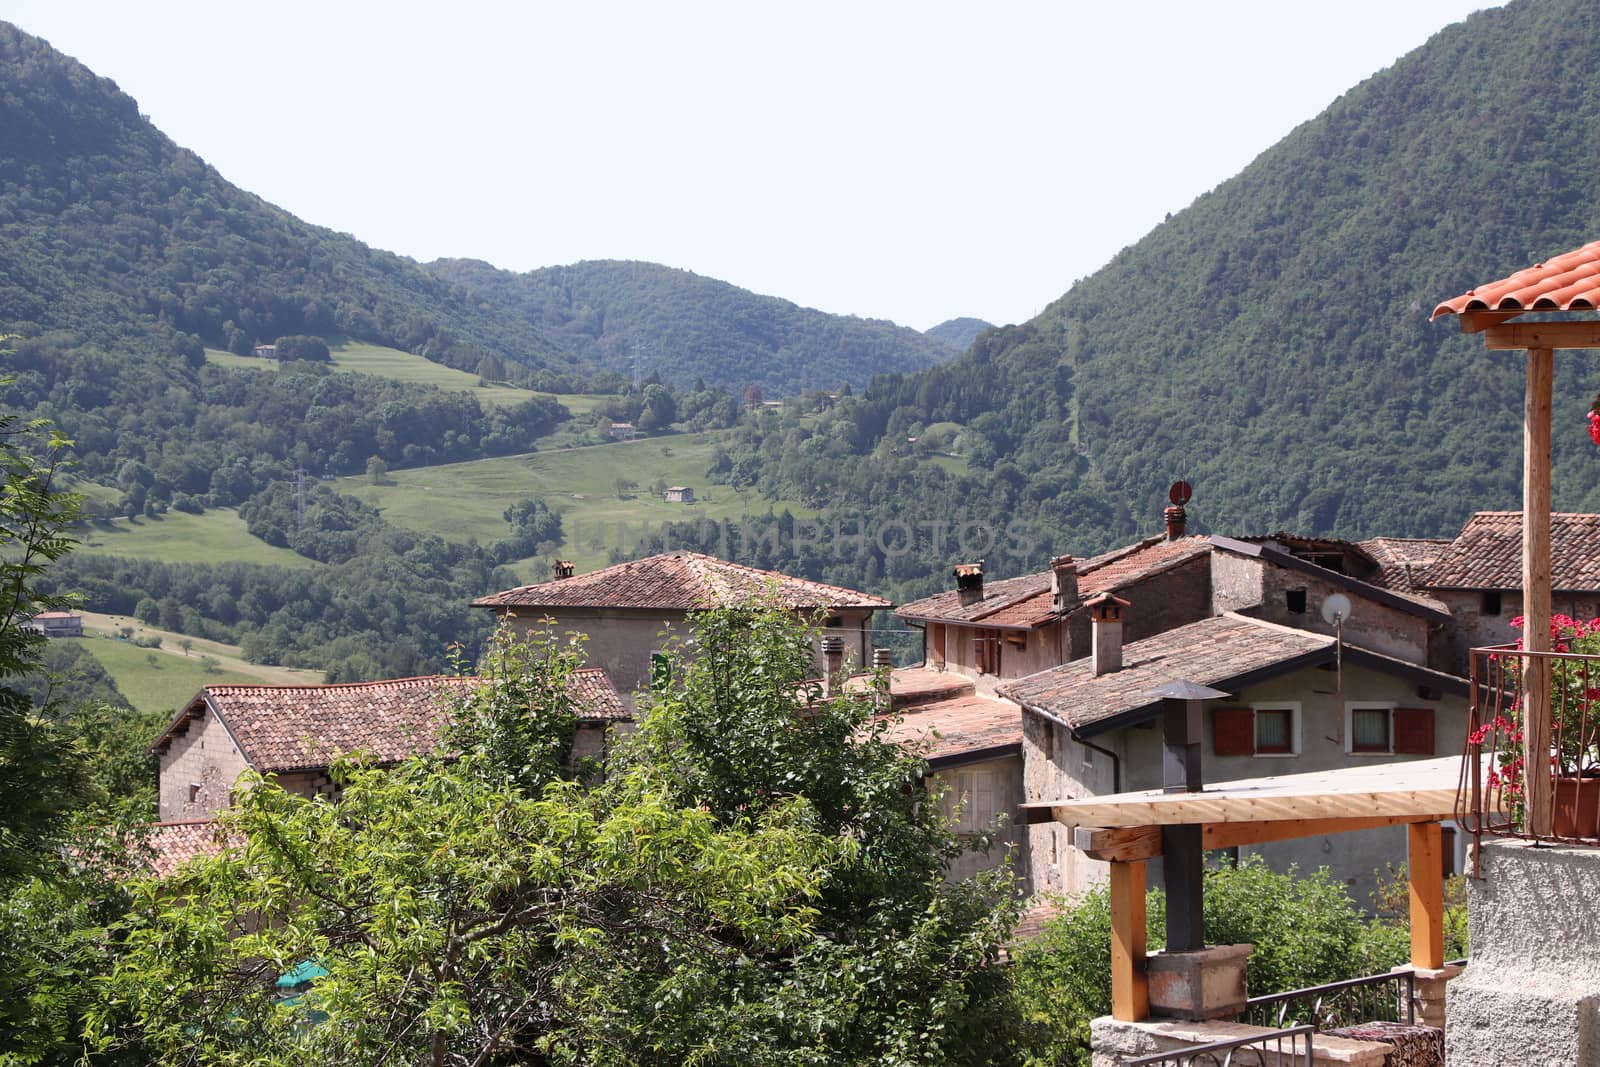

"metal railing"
[1240,969,1414,1031]
[1123,1025,1314,1066]
[1458,643,1600,855]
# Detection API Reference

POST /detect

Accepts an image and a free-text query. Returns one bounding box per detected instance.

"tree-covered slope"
[925,317,993,349]
[426,258,958,394]
[722,0,1600,563]
[0,22,578,380]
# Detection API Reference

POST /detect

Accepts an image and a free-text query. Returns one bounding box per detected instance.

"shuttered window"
[1254,708,1293,754]
[1214,708,1255,756]
[1351,706,1392,753]
[1393,707,1435,755]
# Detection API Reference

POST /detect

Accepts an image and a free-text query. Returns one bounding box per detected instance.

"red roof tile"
[843,666,976,708]
[1419,512,1600,592]
[897,537,1211,629]
[1359,537,1451,596]
[151,669,628,775]
[140,819,236,878]
[473,551,891,612]
[878,691,1022,765]
[1432,240,1600,318]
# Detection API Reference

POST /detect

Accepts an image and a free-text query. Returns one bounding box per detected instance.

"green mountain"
[426,258,958,394]
[925,317,994,350]
[697,0,1600,601]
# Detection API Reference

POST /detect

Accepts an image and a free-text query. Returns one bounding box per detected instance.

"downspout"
[1015,697,1121,794]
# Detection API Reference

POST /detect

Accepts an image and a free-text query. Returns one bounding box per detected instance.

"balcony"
[1458,641,1600,851]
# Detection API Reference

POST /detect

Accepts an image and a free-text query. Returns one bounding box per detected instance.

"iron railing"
[1123,1025,1314,1066]
[1240,969,1414,1031]
[1458,643,1600,854]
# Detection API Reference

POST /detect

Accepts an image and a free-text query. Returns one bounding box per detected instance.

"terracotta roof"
[1432,240,1600,318]
[878,691,1022,766]
[140,819,235,878]
[1419,511,1600,592]
[896,537,1211,629]
[1358,537,1451,596]
[473,551,891,612]
[998,614,1332,735]
[151,669,628,775]
[843,665,976,708]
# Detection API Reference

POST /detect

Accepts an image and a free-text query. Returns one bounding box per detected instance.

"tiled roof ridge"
[149,817,219,828]
[201,674,464,696]
[673,550,892,603]
[1216,610,1335,644]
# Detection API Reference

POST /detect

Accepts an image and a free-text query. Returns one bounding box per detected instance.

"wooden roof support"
[1524,346,1554,838]
[1408,821,1445,971]
[1075,814,1436,863]
[1485,322,1600,350]
[1110,859,1149,1022]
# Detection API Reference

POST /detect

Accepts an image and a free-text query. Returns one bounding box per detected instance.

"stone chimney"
[552,559,575,579]
[821,635,846,696]
[872,647,893,710]
[1086,592,1130,677]
[1051,555,1078,615]
[954,561,985,607]
[1164,505,1187,541]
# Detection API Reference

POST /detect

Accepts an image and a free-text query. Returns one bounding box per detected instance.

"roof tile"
[473,551,891,612]
[878,691,1022,763]
[1420,511,1600,592]
[152,669,628,775]
[1433,240,1600,318]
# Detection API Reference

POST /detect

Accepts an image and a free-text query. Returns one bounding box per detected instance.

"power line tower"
[631,342,649,390]
[294,466,307,529]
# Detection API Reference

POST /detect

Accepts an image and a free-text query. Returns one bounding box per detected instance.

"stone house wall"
[156,708,249,821]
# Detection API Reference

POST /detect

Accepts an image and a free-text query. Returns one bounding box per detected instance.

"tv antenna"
[1322,593,1351,745]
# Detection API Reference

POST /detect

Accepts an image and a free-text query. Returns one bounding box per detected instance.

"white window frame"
[1344,702,1396,756]
[1250,702,1302,758]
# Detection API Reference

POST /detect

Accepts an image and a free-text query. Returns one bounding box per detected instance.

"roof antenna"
[1322,593,1352,745]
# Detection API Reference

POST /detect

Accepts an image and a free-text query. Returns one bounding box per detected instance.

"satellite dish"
[1321,593,1352,626]
[1169,480,1192,506]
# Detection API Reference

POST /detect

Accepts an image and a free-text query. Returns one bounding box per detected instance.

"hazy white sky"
[10,1,1497,330]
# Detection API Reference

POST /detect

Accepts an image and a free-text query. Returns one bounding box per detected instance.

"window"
[1285,589,1308,615]
[972,629,1001,674]
[1345,704,1435,755]
[187,783,201,804]
[1214,704,1300,757]
[1482,591,1503,617]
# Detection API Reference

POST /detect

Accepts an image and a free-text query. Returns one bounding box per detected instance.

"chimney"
[954,561,985,607]
[1051,555,1078,615]
[552,559,575,579]
[821,635,846,696]
[872,647,893,710]
[1164,506,1187,541]
[1086,592,1130,676]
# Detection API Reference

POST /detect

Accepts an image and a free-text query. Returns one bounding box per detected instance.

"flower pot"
[1554,777,1600,839]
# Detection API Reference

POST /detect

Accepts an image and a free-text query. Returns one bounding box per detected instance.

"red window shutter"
[1393,707,1435,755]
[1213,708,1255,756]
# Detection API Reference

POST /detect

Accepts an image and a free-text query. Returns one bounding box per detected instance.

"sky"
[9,1,1500,331]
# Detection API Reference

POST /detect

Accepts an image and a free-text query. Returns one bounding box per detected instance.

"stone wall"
[1447,838,1600,1065]
[936,754,1029,892]
[1022,711,1117,898]
[157,708,250,821]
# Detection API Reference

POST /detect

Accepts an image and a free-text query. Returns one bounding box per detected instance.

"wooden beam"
[1110,860,1149,1022]
[1408,822,1445,970]
[1485,322,1600,350]
[1203,814,1431,850]
[1459,309,1524,333]
[1075,824,1162,862]
[1525,346,1554,838]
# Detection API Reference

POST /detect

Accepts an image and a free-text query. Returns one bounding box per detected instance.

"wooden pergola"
[1027,756,1461,1021]
[1432,240,1600,838]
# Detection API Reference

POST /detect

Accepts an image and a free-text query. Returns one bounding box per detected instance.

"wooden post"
[1525,346,1554,838]
[1110,859,1149,1021]
[1407,822,1445,970]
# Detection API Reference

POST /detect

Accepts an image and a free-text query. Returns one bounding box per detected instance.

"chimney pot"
[954,560,985,607]
[1086,592,1130,676]
[871,647,893,710]
[1164,505,1187,541]
[1050,554,1079,615]
[552,559,575,579]
[821,635,846,696]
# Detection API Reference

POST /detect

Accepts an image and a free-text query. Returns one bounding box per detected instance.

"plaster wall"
[1447,839,1600,1066]
[935,754,1029,892]
[1022,711,1117,898]
[157,709,250,821]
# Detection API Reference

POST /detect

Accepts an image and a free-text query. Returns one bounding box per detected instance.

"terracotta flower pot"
[1554,776,1600,839]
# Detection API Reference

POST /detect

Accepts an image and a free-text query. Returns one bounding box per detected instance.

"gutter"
[1010,696,1121,793]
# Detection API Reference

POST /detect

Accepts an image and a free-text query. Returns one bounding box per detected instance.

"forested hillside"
[925,317,993,349]
[682,0,1600,605]
[427,258,958,394]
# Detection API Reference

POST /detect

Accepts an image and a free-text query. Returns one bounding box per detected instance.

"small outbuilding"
[663,486,694,503]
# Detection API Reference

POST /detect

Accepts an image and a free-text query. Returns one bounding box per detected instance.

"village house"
[149,671,628,822]
[662,485,694,503]
[471,551,891,695]
[22,610,83,637]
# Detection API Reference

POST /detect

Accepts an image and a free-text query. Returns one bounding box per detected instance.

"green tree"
[365,455,388,484]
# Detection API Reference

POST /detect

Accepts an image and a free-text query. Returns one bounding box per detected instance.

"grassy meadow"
[76,508,317,569]
[339,434,813,573]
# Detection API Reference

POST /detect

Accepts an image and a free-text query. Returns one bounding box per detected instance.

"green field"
[203,341,606,415]
[78,635,267,715]
[340,435,812,573]
[77,508,317,568]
